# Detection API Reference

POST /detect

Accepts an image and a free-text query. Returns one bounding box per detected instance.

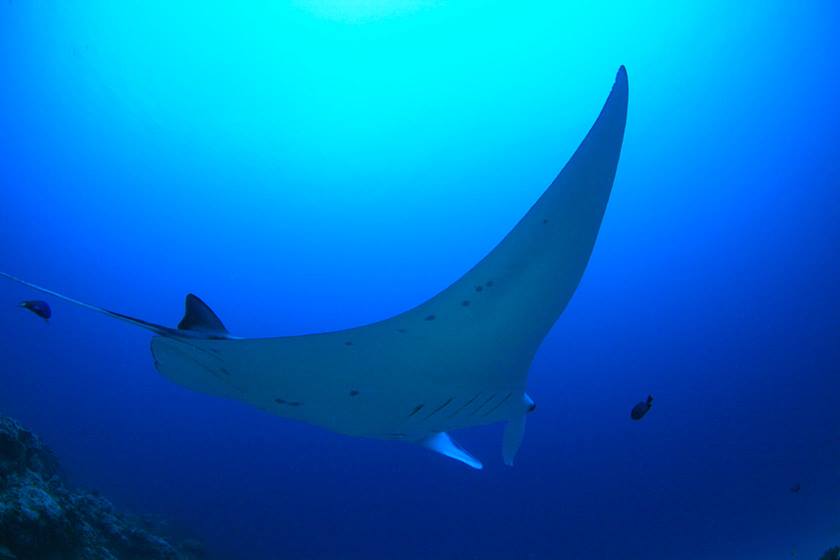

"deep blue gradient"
[2,2,840,559]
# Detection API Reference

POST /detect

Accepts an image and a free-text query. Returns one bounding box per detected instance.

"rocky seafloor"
[822,547,840,560]
[0,414,204,560]
[2,412,838,560]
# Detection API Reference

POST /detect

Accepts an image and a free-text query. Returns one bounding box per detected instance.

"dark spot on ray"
[274,398,286,404]
[349,389,360,397]
[408,404,424,417]
[461,300,471,307]
[344,341,353,346]
[482,392,512,416]
[474,285,484,292]
[542,218,549,224]
[528,403,537,413]
[485,280,494,287]
[425,397,454,419]
[424,314,436,321]
[448,393,480,418]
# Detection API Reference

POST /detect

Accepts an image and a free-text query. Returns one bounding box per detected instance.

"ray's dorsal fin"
[177,294,229,336]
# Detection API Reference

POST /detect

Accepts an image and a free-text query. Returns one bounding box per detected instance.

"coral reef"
[821,547,840,560]
[0,415,204,560]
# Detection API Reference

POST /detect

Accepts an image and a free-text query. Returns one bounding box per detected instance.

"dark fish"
[790,483,801,493]
[19,299,51,320]
[630,395,653,421]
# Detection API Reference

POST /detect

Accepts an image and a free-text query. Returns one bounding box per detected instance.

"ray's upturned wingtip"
[614,65,628,90]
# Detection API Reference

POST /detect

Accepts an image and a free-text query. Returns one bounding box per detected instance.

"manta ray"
[1,66,628,469]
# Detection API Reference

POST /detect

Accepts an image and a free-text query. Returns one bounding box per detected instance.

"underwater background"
[1,1,839,558]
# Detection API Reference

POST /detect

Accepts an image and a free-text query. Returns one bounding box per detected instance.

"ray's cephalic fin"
[420,432,483,470]
[502,394,535,466]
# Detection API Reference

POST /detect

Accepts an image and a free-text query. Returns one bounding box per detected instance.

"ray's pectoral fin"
[420,432,483,470]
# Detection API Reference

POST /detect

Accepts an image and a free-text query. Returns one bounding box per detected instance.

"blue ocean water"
[1,1,839,558]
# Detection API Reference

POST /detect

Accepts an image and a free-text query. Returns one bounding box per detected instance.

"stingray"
[1,66,628,469]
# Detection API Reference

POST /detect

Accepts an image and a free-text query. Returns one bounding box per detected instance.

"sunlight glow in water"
[1,2,839,559]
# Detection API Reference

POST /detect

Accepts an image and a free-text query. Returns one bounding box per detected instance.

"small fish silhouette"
[790,483,801,493]
[630,395,653,421]
[19,300,52,320]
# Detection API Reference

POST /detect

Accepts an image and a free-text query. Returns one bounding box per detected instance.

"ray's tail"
[0,271,233,339]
